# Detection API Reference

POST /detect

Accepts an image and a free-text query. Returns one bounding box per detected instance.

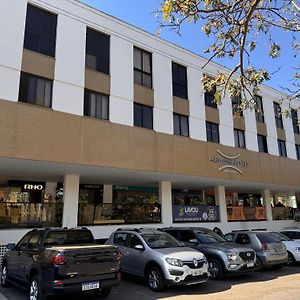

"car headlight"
[165,257,183,267]
[295,247,300,251]
[227,252,239,261]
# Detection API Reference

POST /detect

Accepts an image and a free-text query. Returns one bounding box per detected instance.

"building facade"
[0,0,300,245]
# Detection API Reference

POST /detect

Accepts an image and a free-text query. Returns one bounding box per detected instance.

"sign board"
[173,205,220,222]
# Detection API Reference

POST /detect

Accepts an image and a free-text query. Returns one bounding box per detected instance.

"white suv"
[106,228,209,291]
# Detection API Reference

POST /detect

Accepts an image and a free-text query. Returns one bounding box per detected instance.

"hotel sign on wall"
[210,149,248,175]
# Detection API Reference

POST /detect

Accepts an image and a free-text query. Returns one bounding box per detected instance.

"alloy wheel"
[1,266,7,286]
[209,261,220,279]
[29,279,39,300]
[148,269,160,290]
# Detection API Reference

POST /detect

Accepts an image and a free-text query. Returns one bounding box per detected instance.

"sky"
[81,0,297,94]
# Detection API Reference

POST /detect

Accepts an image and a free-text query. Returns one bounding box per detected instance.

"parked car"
[160,227,257,279]
[270,232,300,265]
[224,231,288,270]
[1,228,121,300]
[281,228,300,241]
[106,228,209,291]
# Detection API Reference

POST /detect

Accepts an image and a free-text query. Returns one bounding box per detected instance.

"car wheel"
[1,263,10,287]
[146,266,166,292]
[29,275,46,300]
[287,252,296,266]
[93,287,112,298]
[256,257,264,272]
[208,258,224,280]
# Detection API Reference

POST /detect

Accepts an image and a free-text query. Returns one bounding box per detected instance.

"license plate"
[247,262,254,268]
[81,281,100,291]
[192,270,202,276]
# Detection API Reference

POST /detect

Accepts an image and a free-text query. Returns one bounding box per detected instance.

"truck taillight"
[114,249,122,260]
[261,243,269,252]
[51,254,65,265]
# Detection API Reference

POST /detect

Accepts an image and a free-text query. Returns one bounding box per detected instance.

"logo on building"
[23,184,44,190]
[210,149,248,175]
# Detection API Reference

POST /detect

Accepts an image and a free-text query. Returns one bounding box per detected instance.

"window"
[204,84,217,108]
[134,103,153,129]
[278,139,287,157]
[257,134,268,153]
[274,102,283,129]
[86,28,110,74]
[172,62,188,99]
[18,73,52,107]
[127,234,143,248]
[173,113,189,137]
[291,109,299,134]
[235,234,250,244]
[113,233,128,247]
[232,95,243,116]
[16,231,34,249]
[24,4,57,57]
[84,90,109,120]
[255,95,264,123]
[134,47,152,88]
[234,129,246,148]
[179,230,196,242]
[206,122,220,143]
[296,144,300,160]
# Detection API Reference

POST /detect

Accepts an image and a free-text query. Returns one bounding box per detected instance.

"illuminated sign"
[23,184,44,190]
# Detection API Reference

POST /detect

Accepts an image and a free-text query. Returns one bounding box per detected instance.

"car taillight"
[261,243,269,252]
[114,249,122,260]
[51,254,65,265]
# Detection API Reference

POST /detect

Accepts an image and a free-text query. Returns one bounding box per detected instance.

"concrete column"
[262,189,273,222]
[159,181,172,226]
[62,174,80,228]
[214,186,228,223]
[103,185,113,204]
[296,193,300,210]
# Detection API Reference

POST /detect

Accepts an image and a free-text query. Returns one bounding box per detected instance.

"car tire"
[93,287,112,298]
[256,257,264,272]
[146,266,166,292]
[29,275,46,300]
[287,251,296,266]
[208,258,224,280]
[1,263,11,288]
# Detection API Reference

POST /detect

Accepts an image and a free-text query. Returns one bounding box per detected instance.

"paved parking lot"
[1,266,300,300]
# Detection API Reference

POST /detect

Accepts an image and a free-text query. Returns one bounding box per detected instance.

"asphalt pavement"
[1,266,300,300]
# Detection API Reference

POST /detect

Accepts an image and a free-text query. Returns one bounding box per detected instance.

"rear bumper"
[260,255,288,267]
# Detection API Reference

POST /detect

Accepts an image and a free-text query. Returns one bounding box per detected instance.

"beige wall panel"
[256,122,267,136]
[294,134,300,145]
[233,117,245,130]
[173,97,189,116]
[1,99,300,188]
[134,84,154,107]
[205,107,219,123]
[277,128,286,141]
[22,49,55,79]
[85,69,110,95]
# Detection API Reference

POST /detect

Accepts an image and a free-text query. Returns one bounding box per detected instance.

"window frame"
[84,89,109,120]
[206,121,220,143]
[133,103,153,130]
[234,128,246,148]
[277,139,287,157]
[172,62,188,99]
[296,144,300,160]
[291,109,300,134]
[133,47,152,88]
[173,113,189,137]
[204,81,217,109]
[273,102,283,129]
[231,95,243,117]
[257,134,268,153]
[255,95,265,123]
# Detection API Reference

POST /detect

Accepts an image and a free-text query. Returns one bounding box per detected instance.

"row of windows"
[24,4,300,137]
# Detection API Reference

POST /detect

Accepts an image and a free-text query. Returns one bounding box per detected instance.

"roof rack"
[232,229,249,232]
[251,228,267,231]
[116,228,142,233]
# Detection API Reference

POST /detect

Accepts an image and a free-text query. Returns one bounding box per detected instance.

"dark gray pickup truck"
[1,228,121,300]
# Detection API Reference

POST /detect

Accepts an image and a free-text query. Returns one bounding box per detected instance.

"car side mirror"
[134,244,144,251]
[6,243,16,250]
[189,239,198,244]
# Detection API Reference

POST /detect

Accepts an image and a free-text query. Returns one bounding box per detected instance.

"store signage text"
[23,184,44,191]
[173,205,220,222]
[210,149,248,175]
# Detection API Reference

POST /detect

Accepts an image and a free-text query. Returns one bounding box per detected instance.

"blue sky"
[81,0,296,93]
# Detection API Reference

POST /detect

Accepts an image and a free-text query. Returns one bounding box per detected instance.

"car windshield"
[44,230,95,246]
[195,231,226,244]
[269,232,292,241]
[141,232,182,249]
[256,233,282,243]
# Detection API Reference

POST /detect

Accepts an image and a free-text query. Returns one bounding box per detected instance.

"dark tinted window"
[255,95,264,123]
[204,85,217,108]
[296,145,300,160]
[281,231,300,239]
[27,231,41,249]
[142,232,182,249]
[172,62,188,99]
[164,230,179,239]
[86,28,110,74]
[84,90,109,120]
[236,233,250,244]
[134,103,153,129]
[232,95,243,117]
[256,233,281,243]
[269,232,292,241]
[44,230,95,246]
[173,113,189,137]
[113,233,127,246]
[206,121,219,143]
[24,4,57,57]
[274,102,283,129]
[195,231,226,243]
[291,109,299,134]
[17,231,34,249]
[234,129,246,148]
[127,234,143,248]
[224,233,234,242]
[19,73,52,107]
[257,134,268,153]
[134,47,152,88]
[277,139,287,157]
[179,230,195,242]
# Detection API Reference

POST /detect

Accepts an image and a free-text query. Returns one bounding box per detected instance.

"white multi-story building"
[0,0,300,245]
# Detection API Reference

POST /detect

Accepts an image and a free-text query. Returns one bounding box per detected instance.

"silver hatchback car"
[106,228,209,291]
[225,231,288,270]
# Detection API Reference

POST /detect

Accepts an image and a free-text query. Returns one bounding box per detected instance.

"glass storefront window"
[271,195,297,220]
[226,192,266,221]
[0,181,63,228]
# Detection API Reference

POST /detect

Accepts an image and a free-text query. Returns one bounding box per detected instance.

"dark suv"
[160,227,257,279]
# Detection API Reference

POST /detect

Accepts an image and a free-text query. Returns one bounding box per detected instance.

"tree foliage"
[161,0,300,112]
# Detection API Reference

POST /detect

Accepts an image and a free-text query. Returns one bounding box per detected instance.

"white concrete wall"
[244,109,258,152]
[219,98,235,147]
[0,0,27,102]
